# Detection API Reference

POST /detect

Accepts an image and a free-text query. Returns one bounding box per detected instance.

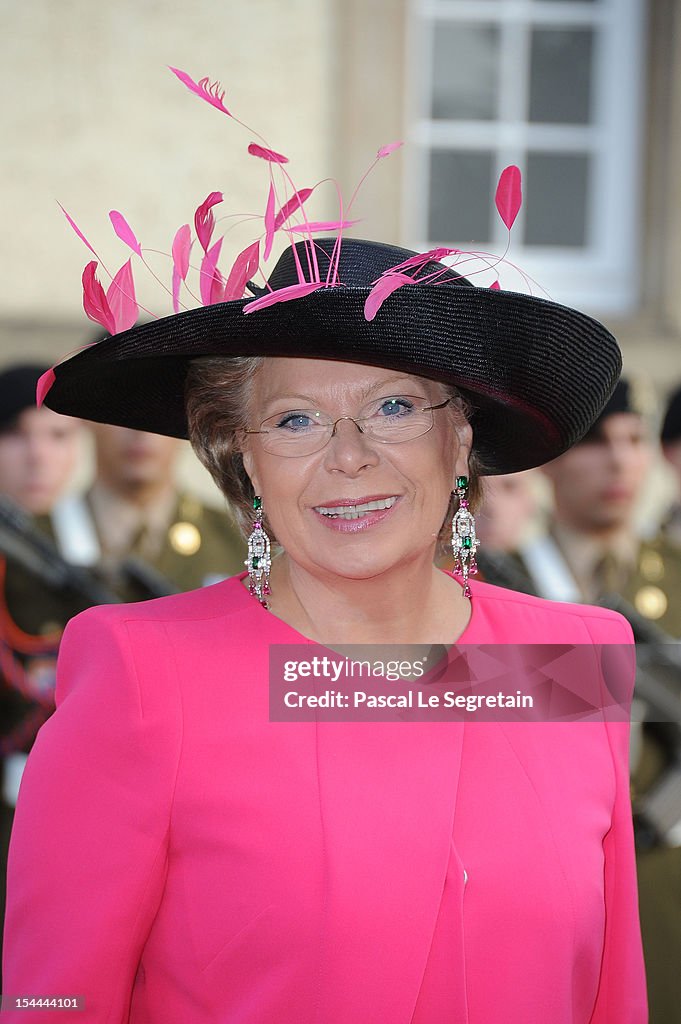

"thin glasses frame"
[243,396,452,458]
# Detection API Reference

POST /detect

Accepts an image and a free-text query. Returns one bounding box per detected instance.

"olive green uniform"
[38,490,246,601]
[618,535,681,639]
[134,493,245,593]
[621,536,681,1024]
[92,492,245,601]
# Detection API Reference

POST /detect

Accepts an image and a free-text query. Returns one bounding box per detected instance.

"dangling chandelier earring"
[451,475,479,599]
[246,495,272,608]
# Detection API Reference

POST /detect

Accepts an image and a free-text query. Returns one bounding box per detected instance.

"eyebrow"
[261,375,426,410]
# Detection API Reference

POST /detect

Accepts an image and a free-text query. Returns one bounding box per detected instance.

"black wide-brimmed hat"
[41,236,621,475]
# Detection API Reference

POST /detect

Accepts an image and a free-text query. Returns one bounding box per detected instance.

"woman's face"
[242,358,471,581]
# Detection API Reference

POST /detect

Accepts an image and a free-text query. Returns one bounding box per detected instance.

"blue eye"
[377,397,415,418]
[275,412,316,432]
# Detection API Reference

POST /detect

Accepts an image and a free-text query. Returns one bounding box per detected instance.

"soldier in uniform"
[440,383,681,629]
[476,379,681,1023]
[53,422,245,600]
[0,363,89,981]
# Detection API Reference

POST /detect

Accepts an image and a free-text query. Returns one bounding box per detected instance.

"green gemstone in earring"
[462,535,472,549]
[456,476,468,489]
[253,496,262,511]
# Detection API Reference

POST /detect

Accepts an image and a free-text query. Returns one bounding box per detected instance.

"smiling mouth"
[313,496,398,520]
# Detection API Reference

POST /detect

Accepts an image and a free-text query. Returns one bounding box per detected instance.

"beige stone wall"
[334,0,408,244]
[0,0,336,329]
[604,0,680,393]
[645,0,681,339]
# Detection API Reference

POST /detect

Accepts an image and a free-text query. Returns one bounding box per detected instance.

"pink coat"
[2,574,647,1023]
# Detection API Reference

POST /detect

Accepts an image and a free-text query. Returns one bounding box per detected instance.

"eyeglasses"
[243,395,451,458]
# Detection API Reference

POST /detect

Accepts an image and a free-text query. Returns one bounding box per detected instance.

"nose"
[607,439,635,473]
[25,434,52,468]
[323,416,380,473]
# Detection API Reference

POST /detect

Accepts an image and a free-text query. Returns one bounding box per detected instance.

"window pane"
[529,29,594,124]
[428,150,494,243]
[431,22,500,121]
[524,152,590,247]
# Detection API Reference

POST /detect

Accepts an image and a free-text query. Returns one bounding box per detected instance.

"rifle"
[0,496,179,604]
[0,496,120,605]
[115,555,180,600]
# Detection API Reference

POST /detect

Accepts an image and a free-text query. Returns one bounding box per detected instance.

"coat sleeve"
[588,613,648,1022]
[1,606,182,1022]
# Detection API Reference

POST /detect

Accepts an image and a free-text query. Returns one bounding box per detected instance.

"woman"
[2,55,647,1014]
[1,233,646,1022]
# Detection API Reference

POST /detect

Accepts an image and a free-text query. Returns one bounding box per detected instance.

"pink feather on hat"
[377,141,403,159]
[168,67,232,117]
[199,237,224,306]
[495,166,522,231]
[274,189,314,232]
[264,184,276,261]
[248,143,289,164]
[364,273,413,322]
[36,368,56,408]
[223,241,260,302]
[59,67,530,336]
[82,260,139,334]
[386,248,460,274]
[82,262,116,334]
[109,211,143,256]
[106,259,138,332]
[243,281,323,314]
[288,220,359,233]
[171,224,192,312]
[59,204,99,258]
[194,192,223,253]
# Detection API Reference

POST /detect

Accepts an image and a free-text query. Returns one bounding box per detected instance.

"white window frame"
[403,0,646,315]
